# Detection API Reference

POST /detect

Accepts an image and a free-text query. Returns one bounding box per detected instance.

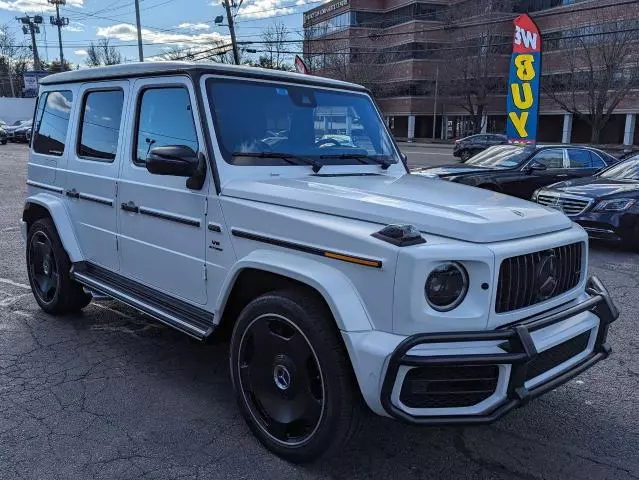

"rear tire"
[460,150,472,161]
[229,289,362,463]
[26,218,91,314]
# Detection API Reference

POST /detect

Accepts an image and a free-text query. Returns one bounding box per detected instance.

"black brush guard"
[380,276,618,425]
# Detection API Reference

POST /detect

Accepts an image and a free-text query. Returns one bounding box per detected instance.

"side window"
[532,149,564,169]
[134,87,198,165]
[567,149,592,168]
[590,152,606,169]
[78,89,124,161]
[33,90,73,156]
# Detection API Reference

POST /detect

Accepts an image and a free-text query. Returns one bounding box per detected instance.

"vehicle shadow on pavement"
[0,295,636,480]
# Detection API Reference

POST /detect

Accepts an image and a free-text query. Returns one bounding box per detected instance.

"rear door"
[117,76,208,305]
[567,148,606,178]
[65,82,128,271]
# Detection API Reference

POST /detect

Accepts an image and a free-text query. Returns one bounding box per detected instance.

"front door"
[66,82,129,271]
[520,148,568,199]
[117,76,208,305]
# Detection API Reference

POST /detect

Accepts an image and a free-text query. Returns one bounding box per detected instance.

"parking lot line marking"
[0,278,30,289]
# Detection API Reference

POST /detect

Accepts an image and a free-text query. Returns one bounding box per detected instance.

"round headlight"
[425,262,469,312]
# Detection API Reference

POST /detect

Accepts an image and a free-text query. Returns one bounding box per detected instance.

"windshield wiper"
[232,152,323,173]
[320,153,392,170]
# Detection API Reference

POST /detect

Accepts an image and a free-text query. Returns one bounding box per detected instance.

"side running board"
[71,262,215,340]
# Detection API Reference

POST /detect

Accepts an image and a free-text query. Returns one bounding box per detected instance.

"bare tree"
[439,0,513,134]
[0,25,30,97]
[543,19,639,143]
[85,39,122,67]
[260,21,293,70]
[321,48,390,97]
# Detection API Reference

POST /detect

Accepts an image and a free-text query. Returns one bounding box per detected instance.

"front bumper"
[571,211,637,243]
[378,276,618,425]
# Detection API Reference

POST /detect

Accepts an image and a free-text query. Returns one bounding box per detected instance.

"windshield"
[599,157,639,180]
[464,145,530,168]
[207,78,399,167]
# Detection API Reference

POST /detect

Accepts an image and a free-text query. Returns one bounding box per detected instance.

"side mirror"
[146,145,199,177]
[146,145,206,190]
[525,161,547,173]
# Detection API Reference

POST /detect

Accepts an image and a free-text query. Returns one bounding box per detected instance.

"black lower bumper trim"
[380,276,618,425]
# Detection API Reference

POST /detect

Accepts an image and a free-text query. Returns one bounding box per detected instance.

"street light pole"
[134,0,144,62]
[432,65,439,140]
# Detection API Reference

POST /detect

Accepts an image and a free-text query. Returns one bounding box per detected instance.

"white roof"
[40,61,366,91]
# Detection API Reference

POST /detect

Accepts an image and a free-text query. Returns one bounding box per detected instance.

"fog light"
[425,262,468,311]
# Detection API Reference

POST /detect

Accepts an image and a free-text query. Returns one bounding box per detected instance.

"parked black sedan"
[453,133,507,160]
[534,155,639,247]
[414,144,618,200]
[0,126,6,145]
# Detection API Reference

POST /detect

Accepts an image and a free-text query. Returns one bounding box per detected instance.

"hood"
[223,173,572,243]
[547,176,639,199]
[413,164,503,178]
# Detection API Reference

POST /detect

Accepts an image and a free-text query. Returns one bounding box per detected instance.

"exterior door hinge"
[115,235,119,251]
[204,198,208,216]
[115,181,119,198]
[202,264,207,281]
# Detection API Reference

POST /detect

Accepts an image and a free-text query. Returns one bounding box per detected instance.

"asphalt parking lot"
[1,142,638,480]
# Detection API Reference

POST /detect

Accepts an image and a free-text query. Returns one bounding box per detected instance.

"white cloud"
[97,23,229,46]
[178,23,210,31]
[65,22,85,32]
[0,0,83,13]
[232,0,294,20]
[74,49,88,55]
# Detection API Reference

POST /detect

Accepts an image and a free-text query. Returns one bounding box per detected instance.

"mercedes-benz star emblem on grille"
[535,251,559,301]
[551,197,564,213]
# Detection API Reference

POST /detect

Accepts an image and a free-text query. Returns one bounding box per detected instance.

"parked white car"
[22,63,618,463]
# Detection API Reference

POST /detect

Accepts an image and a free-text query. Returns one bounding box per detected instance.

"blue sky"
[0,0,327,66]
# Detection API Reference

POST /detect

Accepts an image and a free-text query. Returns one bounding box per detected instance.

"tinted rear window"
[78,89,124,161]
[33,91,73,156]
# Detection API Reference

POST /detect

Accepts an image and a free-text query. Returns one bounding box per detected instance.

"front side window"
[533,149,564,169]
[78,89,124,161]
[134,87,198,165]
[33,90,73,156]
[207,78,398,168]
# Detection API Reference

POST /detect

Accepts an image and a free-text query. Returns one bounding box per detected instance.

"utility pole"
[222,1,240,65]
[48,0,69,67]
[7,61,16,97]
[432,65,439,140]
[134,0,144,62]
[18,15,43,71]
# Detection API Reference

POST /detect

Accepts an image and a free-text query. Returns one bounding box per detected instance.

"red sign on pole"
[295,55,309,75]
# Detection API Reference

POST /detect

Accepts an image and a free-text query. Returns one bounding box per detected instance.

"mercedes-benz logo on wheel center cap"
[273,364,291,391]
[535,251,559,301]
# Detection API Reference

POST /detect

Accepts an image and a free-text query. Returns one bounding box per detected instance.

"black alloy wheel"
[237,313,324,446]
[230,289,362,463]
[28,230,59,304]
[26,218,91,314]
[460,149,472,161]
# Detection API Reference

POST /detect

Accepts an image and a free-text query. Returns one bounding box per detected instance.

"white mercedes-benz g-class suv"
[22,63,618,463]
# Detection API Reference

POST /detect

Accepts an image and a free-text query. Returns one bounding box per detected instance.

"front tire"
[26,218,91,314]
[229,289,362,463]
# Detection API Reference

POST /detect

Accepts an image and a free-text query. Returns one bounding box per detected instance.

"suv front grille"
[399,365,499,408]
[525,331,591,381]
[536,194,591,216]
[495,243,583,313]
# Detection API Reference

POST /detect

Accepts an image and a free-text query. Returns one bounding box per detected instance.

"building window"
[33,90,73,157]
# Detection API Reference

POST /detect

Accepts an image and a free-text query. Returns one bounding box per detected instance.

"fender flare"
[23,193,84,263]
[216,249,373,332]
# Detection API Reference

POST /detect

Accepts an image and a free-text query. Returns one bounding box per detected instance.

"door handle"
[121,201,139,213]
[65,188,80,199]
